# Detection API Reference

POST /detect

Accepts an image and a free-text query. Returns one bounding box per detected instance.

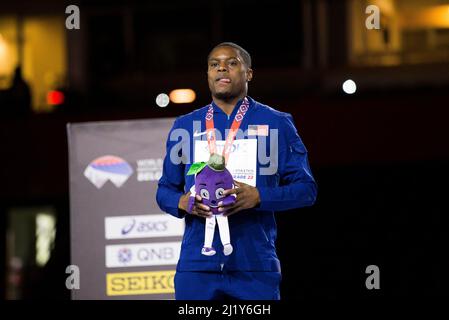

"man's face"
[207,46,253,100]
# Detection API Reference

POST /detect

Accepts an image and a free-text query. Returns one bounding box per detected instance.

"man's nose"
[218,62,227,71]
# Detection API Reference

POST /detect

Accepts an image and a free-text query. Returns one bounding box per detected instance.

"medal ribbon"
[205,97,250,164]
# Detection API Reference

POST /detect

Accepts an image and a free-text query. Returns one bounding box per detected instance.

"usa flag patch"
[248,125,269,136]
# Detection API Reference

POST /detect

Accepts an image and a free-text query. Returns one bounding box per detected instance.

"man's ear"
[246,68,253,82]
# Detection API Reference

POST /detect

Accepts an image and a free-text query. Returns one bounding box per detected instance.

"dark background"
[0,0,448,300]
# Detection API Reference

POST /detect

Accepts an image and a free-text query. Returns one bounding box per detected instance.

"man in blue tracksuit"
[156,42,317,300]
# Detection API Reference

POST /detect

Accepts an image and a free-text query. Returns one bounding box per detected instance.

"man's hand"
[218,181,261,217]
[178,192,212,218]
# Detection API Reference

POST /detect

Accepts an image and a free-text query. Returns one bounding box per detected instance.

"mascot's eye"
[215,188,225,199]
[200,189,210,199]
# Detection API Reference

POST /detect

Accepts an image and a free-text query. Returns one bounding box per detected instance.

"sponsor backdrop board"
[67,118,183,299]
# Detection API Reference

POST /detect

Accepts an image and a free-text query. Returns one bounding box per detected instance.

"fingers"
[192,209,212,218]
[223,180,249,196]
[217,201,231,212]
[234,180,249,187]
[196,203,211,212]
[217,197,243,214]
[219,197,242,208]
[219,198,245,216]
[223,188,241,196]
[223,204,244,217]
[191,195,211,218]
[192,204,212,217]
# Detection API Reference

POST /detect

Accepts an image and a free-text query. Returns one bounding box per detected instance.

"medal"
[205,97,250,163]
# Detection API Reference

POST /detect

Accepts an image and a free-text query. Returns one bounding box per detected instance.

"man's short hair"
[208,42,252,68]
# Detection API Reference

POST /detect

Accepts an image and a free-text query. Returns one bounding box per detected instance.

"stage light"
[47,90,65,105]
[36,213,56,267]
[0,34,9,78]
[156,93,170,107]
[342,79,357,94]
[169,89,196,104]
[0,34,6,57]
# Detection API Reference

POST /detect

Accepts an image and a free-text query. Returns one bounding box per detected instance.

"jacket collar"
[210,96,256,117]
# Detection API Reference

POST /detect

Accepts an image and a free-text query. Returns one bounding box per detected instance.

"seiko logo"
[106,271,175,295]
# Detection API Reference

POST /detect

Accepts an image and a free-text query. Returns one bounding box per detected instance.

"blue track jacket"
[156,97,317,272]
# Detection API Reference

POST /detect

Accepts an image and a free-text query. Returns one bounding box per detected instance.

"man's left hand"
[218,181,261,216]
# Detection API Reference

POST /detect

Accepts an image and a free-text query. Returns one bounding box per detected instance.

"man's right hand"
[178,192,212,218]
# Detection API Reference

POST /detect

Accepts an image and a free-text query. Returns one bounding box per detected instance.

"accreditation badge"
[194,139,257,187]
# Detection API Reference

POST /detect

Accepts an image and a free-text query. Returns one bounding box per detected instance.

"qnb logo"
[117,248,132,264]
[137,247,175,262]
[121,219,169,235]
[84,155,133,189]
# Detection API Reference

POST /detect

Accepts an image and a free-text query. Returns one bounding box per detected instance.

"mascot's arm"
[187,185,196,214]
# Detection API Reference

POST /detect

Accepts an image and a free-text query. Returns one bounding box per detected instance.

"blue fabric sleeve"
[257,113,317,211]
[156,118,187,219]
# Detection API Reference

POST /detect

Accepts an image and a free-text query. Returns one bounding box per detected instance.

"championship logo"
[84,155,133,188]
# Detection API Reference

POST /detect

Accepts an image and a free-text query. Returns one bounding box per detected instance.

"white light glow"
[342,79,357,94]
[35,213,56,267]
[155,93,170,107]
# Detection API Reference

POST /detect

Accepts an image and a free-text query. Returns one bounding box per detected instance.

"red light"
[47,90,65,105]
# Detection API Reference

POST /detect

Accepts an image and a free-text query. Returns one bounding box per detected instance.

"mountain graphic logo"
[84,155,133,189]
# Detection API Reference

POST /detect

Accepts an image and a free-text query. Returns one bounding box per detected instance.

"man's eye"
[210,63,218,68]
[229,61,238,66]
